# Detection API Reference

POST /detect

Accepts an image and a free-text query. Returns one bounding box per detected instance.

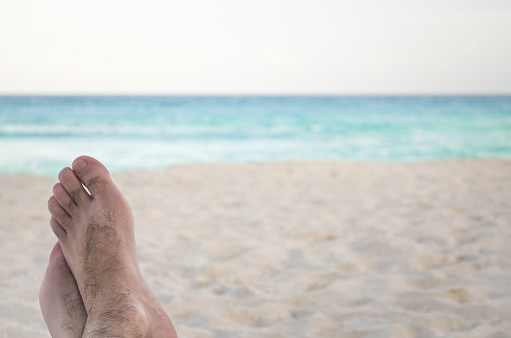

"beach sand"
[1,159,510,337]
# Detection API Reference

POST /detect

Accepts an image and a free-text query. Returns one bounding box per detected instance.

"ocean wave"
[0,124,311,139]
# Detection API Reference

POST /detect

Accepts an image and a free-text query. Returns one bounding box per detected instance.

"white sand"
[1,159,510,337]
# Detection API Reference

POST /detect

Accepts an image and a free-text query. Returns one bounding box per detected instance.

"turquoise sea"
[1,96,510,177]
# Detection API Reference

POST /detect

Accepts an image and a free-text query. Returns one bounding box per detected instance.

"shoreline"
[1,159,510,336]
[1,157,511,178]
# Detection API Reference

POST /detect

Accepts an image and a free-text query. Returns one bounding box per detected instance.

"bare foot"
[39,242,87,338]
[47,156,176,337]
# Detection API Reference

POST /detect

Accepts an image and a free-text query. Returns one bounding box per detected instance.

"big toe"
[72,156,115,197]
[47,242,66,270]
[41,242,71,294]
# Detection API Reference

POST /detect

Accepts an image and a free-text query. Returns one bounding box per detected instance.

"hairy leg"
[40,242,87,338]
[48,156,176,337]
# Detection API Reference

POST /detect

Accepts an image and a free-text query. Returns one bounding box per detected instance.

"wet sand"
[1,159,510,337]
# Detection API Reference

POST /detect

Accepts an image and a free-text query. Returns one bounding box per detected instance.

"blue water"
[1,96,510,176]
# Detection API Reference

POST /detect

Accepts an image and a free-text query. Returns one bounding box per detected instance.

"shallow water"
[1,96,510,176]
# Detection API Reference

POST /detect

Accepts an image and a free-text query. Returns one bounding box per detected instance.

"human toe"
[48,241,66,265]
[72,156,115,197]
[40,242,65,298]
[48,196,71,228]
[53,183,77,216]
[49,216,67,239]
[58,167,91,205]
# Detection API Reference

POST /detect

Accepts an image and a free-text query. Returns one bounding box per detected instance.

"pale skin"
[40,156,177,337]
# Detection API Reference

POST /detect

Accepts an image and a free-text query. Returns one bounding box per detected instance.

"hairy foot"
[48,156,176,337]
[40,242,87,338]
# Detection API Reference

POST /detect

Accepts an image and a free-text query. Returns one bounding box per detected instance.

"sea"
[1,96,510,177]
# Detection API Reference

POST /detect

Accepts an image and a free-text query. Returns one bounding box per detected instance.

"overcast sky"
[1,0,510,94]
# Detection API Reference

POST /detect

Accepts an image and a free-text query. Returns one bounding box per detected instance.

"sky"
[1,0,511,94]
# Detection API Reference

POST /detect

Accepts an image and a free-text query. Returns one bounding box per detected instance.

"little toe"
[58,167,91,205]
[49,222,67,245]
[53,183,77,216]
[72,156,116,198]
[48,196,71,229]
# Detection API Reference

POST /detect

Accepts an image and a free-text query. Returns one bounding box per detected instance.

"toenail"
[73,159,88,173]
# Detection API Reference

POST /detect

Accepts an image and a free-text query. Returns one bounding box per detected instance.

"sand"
[0,159,510,337]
